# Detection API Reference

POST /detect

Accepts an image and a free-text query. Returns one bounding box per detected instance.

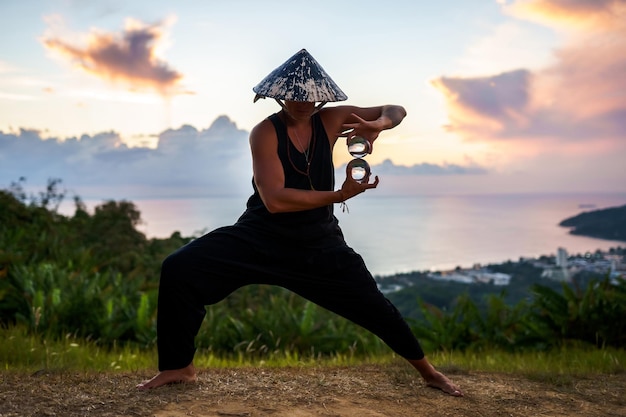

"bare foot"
[136,364,197,390]
[408,358,463,397]
[424,371,464,397]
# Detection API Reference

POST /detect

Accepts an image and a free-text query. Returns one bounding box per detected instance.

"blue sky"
[1,0,625,198]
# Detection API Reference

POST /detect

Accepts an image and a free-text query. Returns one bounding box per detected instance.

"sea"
[64,193,626,277]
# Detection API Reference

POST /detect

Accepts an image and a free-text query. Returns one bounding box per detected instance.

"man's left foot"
[425,371,464,397]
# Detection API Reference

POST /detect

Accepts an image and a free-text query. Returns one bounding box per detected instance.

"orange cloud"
[432,0,626,149]
[42,17,186,96]
[506,0,626,30]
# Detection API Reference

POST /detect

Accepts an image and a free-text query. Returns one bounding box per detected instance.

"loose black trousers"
[156,224,425,370]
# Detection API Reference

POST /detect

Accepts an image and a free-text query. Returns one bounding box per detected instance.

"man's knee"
[160,248,193,284]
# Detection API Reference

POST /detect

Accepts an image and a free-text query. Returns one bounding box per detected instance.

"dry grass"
[1,362,625,416]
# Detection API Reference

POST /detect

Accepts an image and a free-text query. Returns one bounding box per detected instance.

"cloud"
[0,117,489,199]
[0,116,252,199]
[42,16,187,95]
[0,61,16,74]
[357,159,488,176]
[0,92,37,101]
[431,70,532,139]
[432,0,626,150]
[506,0,626,30]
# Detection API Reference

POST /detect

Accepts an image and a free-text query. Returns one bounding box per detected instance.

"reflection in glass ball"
[347,158,371,183]
[347,136,371,158]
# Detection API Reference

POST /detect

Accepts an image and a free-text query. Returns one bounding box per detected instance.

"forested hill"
[559,204,626,242]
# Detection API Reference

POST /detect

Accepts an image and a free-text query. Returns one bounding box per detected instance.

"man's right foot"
[136,364,197,389]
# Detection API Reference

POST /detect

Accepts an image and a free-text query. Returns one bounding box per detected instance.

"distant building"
[427,269,512,285]
[378,284,405,294]
[485,272,511,286]
[543,247,571,281]
[608,256,625,281]
[541,267,570,281]
[430,273,474,284]
[556,247,568,267]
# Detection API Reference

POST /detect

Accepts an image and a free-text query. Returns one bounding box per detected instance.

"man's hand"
[338,113,387,153]
[339,163,379,201]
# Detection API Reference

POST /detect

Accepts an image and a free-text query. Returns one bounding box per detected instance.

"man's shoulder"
[250,115,279,143]
[252,114,277,130]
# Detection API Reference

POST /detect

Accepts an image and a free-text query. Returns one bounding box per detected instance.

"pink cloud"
[42,18,187,96]
[432,0,626,150]
[431,70,532,139]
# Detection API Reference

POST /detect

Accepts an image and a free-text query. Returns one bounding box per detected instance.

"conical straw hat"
[253,49,347,103]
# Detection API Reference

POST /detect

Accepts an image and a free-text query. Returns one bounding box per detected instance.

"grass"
[2,325,624,379]
[428,346,626,385]
[0,325,152,372]
[0,325,392,372]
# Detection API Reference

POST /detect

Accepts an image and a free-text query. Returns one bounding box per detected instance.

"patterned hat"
[253,49,347,103]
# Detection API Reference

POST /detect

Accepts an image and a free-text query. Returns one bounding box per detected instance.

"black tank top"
[234,112,340,241]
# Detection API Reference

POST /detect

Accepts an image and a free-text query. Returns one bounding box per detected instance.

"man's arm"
[250,104,405,214]
[250,119,345,213]
[320,104,407,146]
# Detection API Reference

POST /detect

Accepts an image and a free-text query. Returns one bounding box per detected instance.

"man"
[138,49,463,397]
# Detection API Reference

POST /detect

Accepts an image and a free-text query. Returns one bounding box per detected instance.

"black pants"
[156,225,425,370]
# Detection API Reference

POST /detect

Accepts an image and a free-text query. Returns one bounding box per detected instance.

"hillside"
[559,204,626,242]
[380,260,567,320]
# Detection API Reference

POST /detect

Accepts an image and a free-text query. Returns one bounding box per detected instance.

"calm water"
[68,193,626,277]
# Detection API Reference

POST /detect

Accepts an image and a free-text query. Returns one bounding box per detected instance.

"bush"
[410,276,626,352]
[2,180,624,357]
[531,277,626,348]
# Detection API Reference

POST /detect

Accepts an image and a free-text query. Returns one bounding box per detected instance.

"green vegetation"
[1,179,625,375]
[0,325,152,372]
[0,324,385,372]
[559,204,626,242]
[429,347,626,378]
[381,262,564,320]
[408,277,626,353]
[0,178,387,359]
[3,324,624,377]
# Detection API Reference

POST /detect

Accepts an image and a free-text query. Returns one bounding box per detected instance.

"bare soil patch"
[1,363,624,416]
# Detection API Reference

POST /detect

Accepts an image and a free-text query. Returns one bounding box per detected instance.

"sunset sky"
[1,0,625,198]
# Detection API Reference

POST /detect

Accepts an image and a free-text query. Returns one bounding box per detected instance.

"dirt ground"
[1,363,625,417]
